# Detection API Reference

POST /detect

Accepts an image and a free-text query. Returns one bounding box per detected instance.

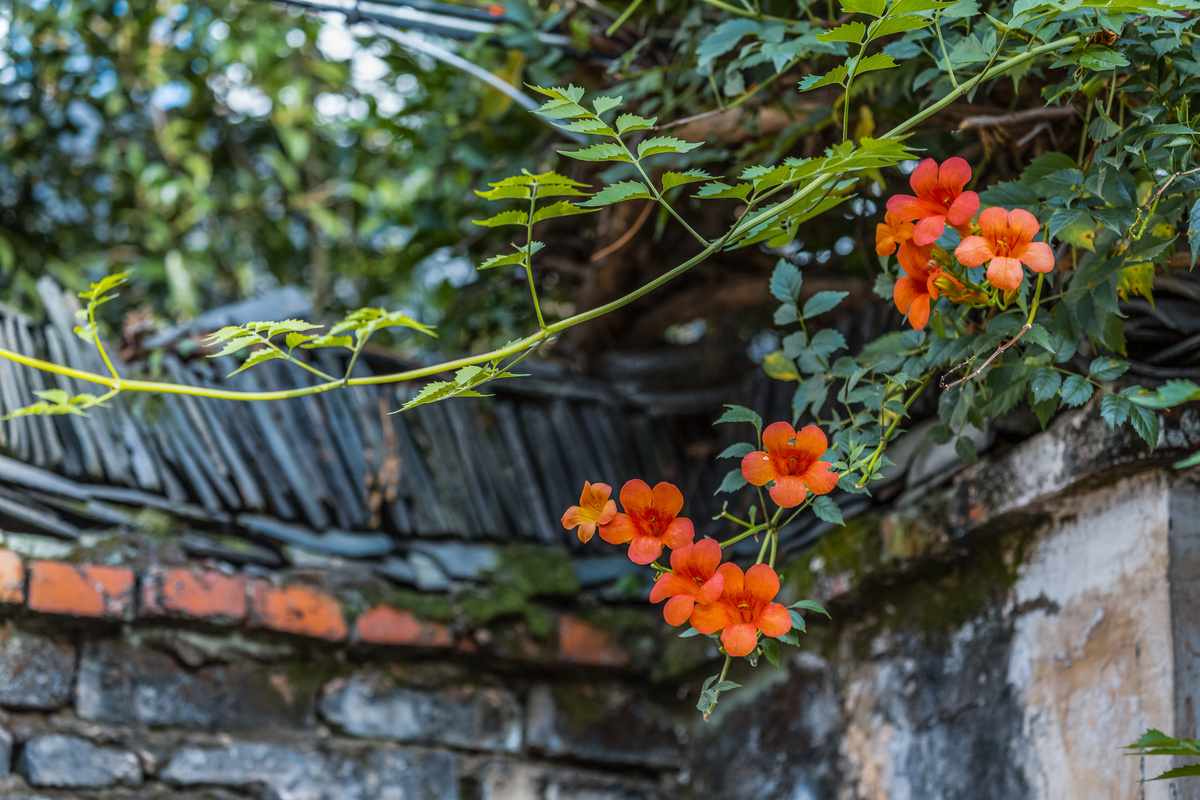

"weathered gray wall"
[0,406,1196,799]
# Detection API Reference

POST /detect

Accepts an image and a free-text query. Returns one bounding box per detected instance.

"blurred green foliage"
[0,0,574,350]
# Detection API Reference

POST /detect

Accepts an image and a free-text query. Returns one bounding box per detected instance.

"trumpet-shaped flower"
[893,242,963,330]
[741,422,838,508]
[690,562,791,657]
[601,479,695,564]
[886,157,980,246]
[876,212,915,257]
[649,539,725,626]
[561,481,617,543]
[954,207,1055,291]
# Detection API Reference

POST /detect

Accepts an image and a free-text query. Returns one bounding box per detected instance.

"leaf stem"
[526,190,548,331]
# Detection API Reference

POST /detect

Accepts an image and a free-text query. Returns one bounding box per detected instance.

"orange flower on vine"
[741,422,838,508]
[893,241,963,330]
[954,207,1055,292]
[561,481,617,543]
[886,157,980,246]
[601,480,695,565]
[690,562,791,657]
[649,538,725,626]
[875,211,915,257]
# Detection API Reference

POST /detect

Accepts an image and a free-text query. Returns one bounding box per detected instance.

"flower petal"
[977,206,1008,242]
[745,563,781,603]
[987,256,1024,291]
[769,475,808,508]
[741,450,777,487]
[1007,207,1040,247]
[597,500,617,525]
[716,562,745,597]
[690,600,735,634]
[886,194,925,221]
[692,538,723,576]
[945,190,980,226]
[791,424,828,460]
[697,573,725,605]
[561,506,586,529]
[721,623,759,658]
[650,573,695,603]
[663,595,695,627]
[619,479,652,514]
[909,158,940,197]
[577,521,597,543]
[801,461,839,495]
[627,535,664,565]
[937,157,972,193]
[1019,240,1055,273]
[954,235,994,268]
[651,481,685,518]
[662,517,695,550]
[907,293,931,330]
[897,241,933,278]
[599,514,634,544]
[756,603,792,638]
[893,277,921,315]
[912,215,946,246]
[762,420,797,454]
[875,224,898,257]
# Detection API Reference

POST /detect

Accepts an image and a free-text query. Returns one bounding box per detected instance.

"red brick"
[353,606,453,647]
[0,550,24,604]
[248,579,347,642]
[141,566,246,622]
[28,561,134,619]
[556,615,630,667]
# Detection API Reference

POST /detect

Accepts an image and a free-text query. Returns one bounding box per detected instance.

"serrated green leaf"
[1100,394,1131,428]
[615,113,656,134]
[855,52,899,74]
[718,442,757,459]
[1089,357,1129,381]
[1060,374,1094,407]
[1030,368,1061,403]
[817,21,866,43]
[1024,323,1056,354]
[1188,198,1200,268]
[227,349,283,377]
[790,599,831,618]
[532,201,593,223]
[715,404,763,429]
[636,136,703,160]
[557,143,632,163]
[694,181,753,201]
[557,119,616,136]
[577,181,653,208]
[284,332,312,351]
[955,435,979,464]
[870,14,934,37]
[302,334,354,349]
[1129,404,1160,447]
[843,0,887,13]
[799,65,849,91]
[761,637,781,667]
[592,95,622,115]
[662,170,713,191]
[716,467,749,494]
[811,495,844,525]
[210,335,261,358]
[802,291,848,319]
[474,209,531,228]
[478,250,529,271]
[770,260,803,305]
[889,0,952,12]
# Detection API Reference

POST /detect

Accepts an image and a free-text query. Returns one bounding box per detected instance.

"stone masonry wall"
[0,404,1197,799]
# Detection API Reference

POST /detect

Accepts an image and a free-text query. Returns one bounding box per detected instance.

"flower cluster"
[561,421,837,659]
[878,157,1055,330]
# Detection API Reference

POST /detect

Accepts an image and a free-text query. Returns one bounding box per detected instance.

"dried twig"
[590,201,655,263]
[957,106,1077,131]
[941,323,1031,389]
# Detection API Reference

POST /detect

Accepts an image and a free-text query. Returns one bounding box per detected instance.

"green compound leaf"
[577,181,653,207]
